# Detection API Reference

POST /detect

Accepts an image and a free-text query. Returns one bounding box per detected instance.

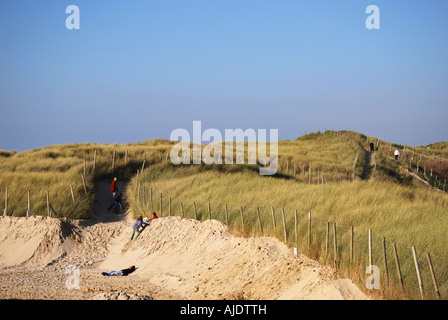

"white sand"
[0,182,368,300]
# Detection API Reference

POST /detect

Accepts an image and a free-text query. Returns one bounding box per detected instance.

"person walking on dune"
[107,193,123,214]
[369,141,375,154]
[111,177,118,197]
[131,216,150,240]
[394,149,400,163]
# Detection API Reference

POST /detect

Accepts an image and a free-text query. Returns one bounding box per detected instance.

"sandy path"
[0,181,368,300]
[361,148,372,180]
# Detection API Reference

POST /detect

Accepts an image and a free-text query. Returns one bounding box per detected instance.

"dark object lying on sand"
[102,266,137,276]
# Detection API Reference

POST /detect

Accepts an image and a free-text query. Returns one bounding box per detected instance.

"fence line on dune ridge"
[131,182,448,301]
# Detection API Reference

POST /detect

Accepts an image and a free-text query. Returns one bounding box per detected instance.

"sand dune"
[0,211,367,300]
[0,216,68,267]
[104,216,368,300]
[0,180,368,300]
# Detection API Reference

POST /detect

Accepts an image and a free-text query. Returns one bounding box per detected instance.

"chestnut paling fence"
[132,182,447,300]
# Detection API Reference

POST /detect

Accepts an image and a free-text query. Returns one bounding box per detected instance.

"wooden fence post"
[382,237,389,288]
[257,207,263,236]
[46,190,50,216]
[81,175,87,194]
[239,206,244,231]
[70,185,75,203]
[392,243,404,291]
[271,207,276,231]
[225,205,229,225]
[3,188,7,216]
[294,210,298,251]
[350,226,354,266]
[282,208,287,244]
[426,252,441,300]
[160,193,163,216]
[307,211,311,251]
[125,149,128,165]
[333,223,338,269]
[412,246,425,300]
[27,190,31,217]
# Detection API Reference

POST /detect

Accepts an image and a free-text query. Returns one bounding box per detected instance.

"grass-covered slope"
[126,131,448,299]
[130,162,448,256]
[0,140,175,219]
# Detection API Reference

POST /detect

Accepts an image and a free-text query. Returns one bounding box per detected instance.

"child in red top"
[111,177,118,197]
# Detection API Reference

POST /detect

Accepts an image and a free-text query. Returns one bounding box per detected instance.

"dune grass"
[0,140,175,219]
[0,148,94,219]
[128,158,448,300]
[2,131,447,299]
[130,163,448,254]
[278,132,363,182]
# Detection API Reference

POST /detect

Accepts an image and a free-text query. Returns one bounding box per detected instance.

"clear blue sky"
[0,0,447,151]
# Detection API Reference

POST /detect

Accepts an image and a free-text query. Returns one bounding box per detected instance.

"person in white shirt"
[394,149,400,162]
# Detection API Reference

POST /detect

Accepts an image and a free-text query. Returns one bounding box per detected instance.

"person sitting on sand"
[152,212,158,220]
[102,266,137,277]
[131,216,149,240]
